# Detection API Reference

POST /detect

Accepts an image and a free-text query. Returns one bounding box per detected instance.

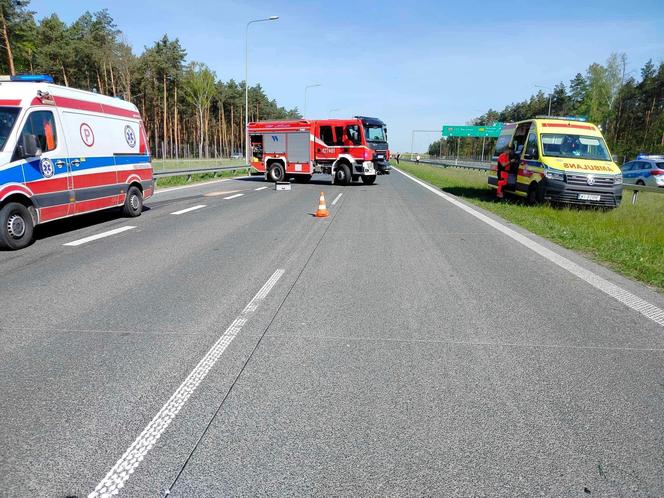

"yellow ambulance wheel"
[0,202,34,250]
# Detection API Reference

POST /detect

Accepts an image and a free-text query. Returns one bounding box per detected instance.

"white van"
[0,74,153,249]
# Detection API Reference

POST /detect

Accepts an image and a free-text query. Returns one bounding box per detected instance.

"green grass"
[398,160,664,292]
[154,169,250,189]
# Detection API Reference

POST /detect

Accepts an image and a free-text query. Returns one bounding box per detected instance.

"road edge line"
[394,167,664,328]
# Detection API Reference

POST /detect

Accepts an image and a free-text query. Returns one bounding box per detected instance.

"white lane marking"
[395,167,664,328]
[63,226,136,247]
[153,176,250,195]
[331,193,343,205]
[223,193,244,200]
[170,204,206,215]
[254,186,268,191]
[89,269,285,498]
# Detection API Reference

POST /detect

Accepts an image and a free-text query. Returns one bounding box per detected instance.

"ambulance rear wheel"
[268,163,285,183]
[123,186,143,217]
[361,175,376,185]
[0,202,34,250]
[334,164,351,185]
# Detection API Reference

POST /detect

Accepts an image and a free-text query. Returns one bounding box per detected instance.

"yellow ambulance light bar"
[535,115,588,122]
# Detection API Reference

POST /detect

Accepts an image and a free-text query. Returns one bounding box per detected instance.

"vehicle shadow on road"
[33,207,152,242]
[441,185,512,204]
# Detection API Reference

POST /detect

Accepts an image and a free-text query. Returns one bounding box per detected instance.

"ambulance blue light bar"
[535,115,588,122]
[0,74,54,83]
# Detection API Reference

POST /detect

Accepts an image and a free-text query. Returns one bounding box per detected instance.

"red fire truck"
[248,116,390,185]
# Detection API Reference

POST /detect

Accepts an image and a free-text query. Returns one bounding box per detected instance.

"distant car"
[621,156,664,188]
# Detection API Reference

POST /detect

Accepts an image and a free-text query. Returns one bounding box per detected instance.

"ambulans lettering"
[124,125,136,148]
[563,162,612,172]
[80,123,94,147]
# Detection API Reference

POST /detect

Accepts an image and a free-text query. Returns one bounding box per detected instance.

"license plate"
[578,193,601,201]
[377,155,384,159]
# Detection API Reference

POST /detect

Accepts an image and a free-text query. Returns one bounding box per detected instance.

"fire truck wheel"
[268,162,285,182]
[0,202,34,250]
[361,175,376,185]
[334,163,351,185]
[123,186,143,217]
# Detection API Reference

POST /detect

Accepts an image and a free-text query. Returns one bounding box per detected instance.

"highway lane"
[1,172,664,496]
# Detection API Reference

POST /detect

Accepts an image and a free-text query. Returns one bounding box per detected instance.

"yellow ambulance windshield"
[541,133,611,161]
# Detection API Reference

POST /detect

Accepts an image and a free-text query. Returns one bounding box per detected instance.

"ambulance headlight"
[614,175,623,185]
[545,168,565,181]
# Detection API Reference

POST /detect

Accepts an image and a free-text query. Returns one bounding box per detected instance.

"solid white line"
[170,204,206,215]
[89,269,285,498]
[254,186,268,191]
[153,176,250,195]
[331,193,343,205]
[63,226,136,247]
[223,193,244,200]
[394,167,664,328]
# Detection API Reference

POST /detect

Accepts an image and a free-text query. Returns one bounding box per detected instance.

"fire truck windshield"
[364,125,387,143]
[0,107,19,151]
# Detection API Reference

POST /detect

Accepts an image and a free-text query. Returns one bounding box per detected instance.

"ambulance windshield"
[0,107,20,151]
[541,133,611,161]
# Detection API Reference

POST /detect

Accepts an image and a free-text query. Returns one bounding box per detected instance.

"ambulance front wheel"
[0,202,34,250]
[361,175,376,185]
[123,186,143,217]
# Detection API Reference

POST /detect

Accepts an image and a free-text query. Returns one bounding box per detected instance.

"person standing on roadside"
[496,143,515,199]
[395,152,401,165]
[416,154,421,164]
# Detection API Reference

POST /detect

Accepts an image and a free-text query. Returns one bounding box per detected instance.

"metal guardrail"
[152,165,251,179]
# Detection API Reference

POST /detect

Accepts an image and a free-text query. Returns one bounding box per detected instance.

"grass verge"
[398,160,664,292]
[154,169,251,189]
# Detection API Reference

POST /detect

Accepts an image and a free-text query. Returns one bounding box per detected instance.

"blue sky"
[32,0,664,151]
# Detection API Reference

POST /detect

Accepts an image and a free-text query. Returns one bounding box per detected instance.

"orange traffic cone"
[315,192,329,218]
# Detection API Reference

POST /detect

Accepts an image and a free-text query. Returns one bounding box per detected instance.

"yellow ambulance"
[488,117,623,207]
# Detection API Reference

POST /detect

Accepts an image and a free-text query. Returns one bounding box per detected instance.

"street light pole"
[535,84,553,116]
[245,15,279,166]
[303,83,321,118]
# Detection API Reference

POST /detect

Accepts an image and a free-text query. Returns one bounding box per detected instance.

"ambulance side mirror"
[20,134,41,159]
[524,146,538,160]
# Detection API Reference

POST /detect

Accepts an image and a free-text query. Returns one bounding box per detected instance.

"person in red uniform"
[496,143,515,199]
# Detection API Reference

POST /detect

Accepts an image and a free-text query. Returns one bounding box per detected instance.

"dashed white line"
[170,204,206,215]
[331,193,343,205]
[254,186,268,191]
[395,167,664,328]
[89,269,285,498]
[63,226,136,247]
[223,193,244,200]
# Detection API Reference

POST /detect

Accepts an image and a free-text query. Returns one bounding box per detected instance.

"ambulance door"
[14,109,74,219]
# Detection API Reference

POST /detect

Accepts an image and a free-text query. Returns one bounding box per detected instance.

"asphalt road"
[1,171,663,497]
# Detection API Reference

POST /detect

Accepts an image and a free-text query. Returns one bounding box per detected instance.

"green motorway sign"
[442,123,503,138]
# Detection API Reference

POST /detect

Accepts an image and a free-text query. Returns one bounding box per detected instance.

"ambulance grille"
[566,174,615,187]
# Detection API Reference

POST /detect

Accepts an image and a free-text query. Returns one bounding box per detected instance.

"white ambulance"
[0,74,153,249]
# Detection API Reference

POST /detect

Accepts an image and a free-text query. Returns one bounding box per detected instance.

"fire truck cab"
[248,116,390,185]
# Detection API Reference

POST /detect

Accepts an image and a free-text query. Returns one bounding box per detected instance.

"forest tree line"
[428,54,664,163]
[0,1,300,158]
